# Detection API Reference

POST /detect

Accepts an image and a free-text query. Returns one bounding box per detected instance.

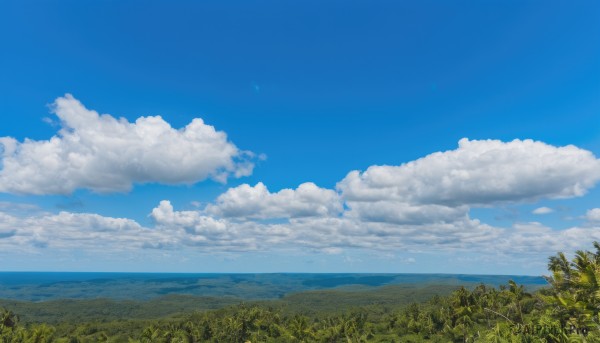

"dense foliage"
[1,243,600,342]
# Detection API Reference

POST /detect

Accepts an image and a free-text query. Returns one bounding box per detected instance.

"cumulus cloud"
[0,94,254,195]
[143,138,600,255]
[338,139,600,225]
[4,202,598,262]
[342,201,468,225]
[145,192,503,253]
[532,207,553,215]
[151,200,293,251]
[1,208,599,267]
[206,182,343,219]
[151,200,228,236]
[3,138,600,268]
[585,208,600,223]
[493,222,600,255]
[0,209,175,253]
[0,201,40,213]
[0,213,17,239]
[339,138,600,206]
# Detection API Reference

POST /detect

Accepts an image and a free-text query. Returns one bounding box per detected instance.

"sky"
[0,1,599,275]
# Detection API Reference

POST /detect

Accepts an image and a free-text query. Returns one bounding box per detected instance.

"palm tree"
[140,325,162,343]
[544,241,600,337]
[505,279,531,324]
[0,309,17,330]
[26,324,55,343]
[287,315,313,342]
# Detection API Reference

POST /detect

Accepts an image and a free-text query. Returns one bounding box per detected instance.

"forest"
[1,243,599,342]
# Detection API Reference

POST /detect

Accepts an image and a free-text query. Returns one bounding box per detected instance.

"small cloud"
[42,117,58,127]
[585,208,600,222]
[322,247,343,255]
[343,255,362,264]
[532,207,553,215]
[190,201,202,208]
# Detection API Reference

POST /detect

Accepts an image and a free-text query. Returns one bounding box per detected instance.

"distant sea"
[0,272,548,302]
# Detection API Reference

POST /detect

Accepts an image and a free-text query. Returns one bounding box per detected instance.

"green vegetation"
[1,243,600,342]
[0,273,545,302]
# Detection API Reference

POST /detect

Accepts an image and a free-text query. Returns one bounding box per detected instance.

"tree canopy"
[1,243,600,342]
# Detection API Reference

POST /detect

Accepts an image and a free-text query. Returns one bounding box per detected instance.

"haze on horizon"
[0,1,599,275]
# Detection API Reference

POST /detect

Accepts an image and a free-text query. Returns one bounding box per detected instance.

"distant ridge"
[0,272,546,302]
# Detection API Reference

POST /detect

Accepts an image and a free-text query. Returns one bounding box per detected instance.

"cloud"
[0,201,40,213]
[144,138,600,256]
[0,209,175,253]
[532,207,553,215]
[585,208,600,223]
[342,201,468,225]
[206,182,343,219]
[0,94,254,195]
[146,195,503,254]
[338,139,600,226]
[3,202,599,262]
[151,200,295,251]
[2,138,600,270]
[494,222,600,255]
[338,139,600,207]
[151,200,228,235]
[0,213,16,239]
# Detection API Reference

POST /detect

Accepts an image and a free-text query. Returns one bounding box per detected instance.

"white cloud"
[337,139,600,227]
[0,209,175,253]
[151,200,228,236]
[150,200,292,251]
[0,94,254,195]
[585,208,600,222]
[2,138,600,270]
[206,182,343,219]
[342,201,468,224]
[338,138,600,207]
[142,138,600,256]
[147,201,503,254]
[1,204,599,267]
[321,247,343,255]
[0,201,40,212]
[494,222,600,255]
[532,206,553,215]
[0,212,17,239]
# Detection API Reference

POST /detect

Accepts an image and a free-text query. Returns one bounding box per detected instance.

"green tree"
[544,242,600,336]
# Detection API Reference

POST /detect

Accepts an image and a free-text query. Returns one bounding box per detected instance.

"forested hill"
[0,272,546,302]
[1,243,599,341]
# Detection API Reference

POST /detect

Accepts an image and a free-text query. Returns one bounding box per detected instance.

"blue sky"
[0,0,599,275]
